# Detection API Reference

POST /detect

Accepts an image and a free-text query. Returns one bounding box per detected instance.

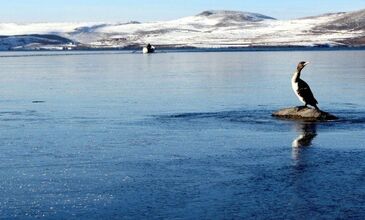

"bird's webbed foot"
[296,105,307,110]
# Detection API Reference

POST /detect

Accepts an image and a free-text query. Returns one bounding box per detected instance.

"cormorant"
[291,61,319,110]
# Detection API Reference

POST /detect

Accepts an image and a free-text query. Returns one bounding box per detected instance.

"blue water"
[0,50,364,219]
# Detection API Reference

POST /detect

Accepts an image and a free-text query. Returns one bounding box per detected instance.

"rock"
[272,106,338,121]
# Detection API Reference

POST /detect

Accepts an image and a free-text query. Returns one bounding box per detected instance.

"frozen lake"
[0,50,364,219]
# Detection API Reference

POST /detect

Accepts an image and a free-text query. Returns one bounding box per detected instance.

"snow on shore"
[0,10,364,50]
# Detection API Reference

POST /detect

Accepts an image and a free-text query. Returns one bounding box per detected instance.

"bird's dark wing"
[297,79,318,104]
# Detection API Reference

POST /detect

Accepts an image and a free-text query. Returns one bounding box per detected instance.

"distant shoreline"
[149,46,365,52]
[1,46,365,54]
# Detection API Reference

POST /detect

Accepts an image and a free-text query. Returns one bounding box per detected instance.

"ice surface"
[0,51,364,218]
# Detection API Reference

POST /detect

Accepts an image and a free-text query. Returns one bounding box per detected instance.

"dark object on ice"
[32,100,45,103]
[142,43,155,53]
[272,106,338,121]
[291,61,319,110]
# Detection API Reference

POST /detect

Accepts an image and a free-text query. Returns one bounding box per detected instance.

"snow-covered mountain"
[0,9,364,50]
[318,9,365,31]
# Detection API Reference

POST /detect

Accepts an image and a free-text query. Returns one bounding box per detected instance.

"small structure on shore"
[273,61,338,121]
[142,43,155,54]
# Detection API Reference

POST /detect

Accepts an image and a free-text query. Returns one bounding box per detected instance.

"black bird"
[291,61,319,110]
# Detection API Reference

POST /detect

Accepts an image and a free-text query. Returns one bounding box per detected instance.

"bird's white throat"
[291,71,305,104]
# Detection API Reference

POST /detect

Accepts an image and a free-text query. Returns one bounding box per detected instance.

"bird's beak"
[304,62,309,66]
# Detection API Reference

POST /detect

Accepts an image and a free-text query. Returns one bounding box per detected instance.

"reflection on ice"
[292,122,317,148]
[292,122,317,162]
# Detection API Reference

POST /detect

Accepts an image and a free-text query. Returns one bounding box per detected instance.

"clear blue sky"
[1,0,364,22]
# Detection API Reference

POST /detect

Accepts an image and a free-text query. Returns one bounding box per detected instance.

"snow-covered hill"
[317,9,365,31]
[0,9,364,50]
